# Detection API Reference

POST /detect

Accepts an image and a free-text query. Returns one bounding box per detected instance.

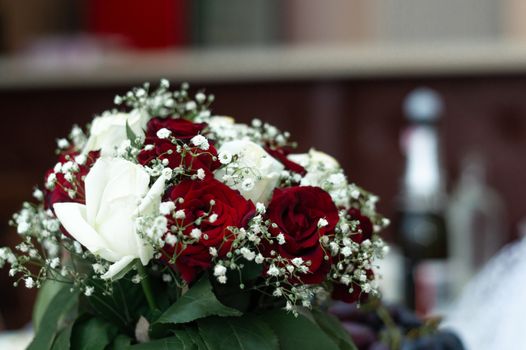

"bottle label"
[414,260,451,316]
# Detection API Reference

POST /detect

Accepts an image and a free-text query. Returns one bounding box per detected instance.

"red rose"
[264,186,339,284]
[44,151,99,210]
[145,117,206,141]
[348,208,373,243]
[138,117,220,175]
[265,147,306,176]
[164,177,255,282]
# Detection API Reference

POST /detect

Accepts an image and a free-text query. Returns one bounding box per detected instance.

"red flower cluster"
[138,117,220,176]
[163,178,255,282]
[264,186,339,284]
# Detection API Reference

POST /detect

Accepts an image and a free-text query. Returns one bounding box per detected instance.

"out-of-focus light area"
[1,0,526,346]
[2,0,526,85]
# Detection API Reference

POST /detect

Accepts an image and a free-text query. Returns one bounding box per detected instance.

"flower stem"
[136,261,157,310]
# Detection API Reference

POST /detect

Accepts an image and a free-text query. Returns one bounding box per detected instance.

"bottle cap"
[404,87,443,123]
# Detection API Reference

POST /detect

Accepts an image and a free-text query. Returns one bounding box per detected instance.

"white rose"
[214,140,284,204]
[288,148,340,187]
[53,157,166,280]
[83,110,147,156]
[288,148,340,171]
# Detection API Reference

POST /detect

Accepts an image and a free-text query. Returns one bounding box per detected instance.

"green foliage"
[27,285,79,350]
[260,309,341,350]
[129,334,197,350]
[70,316,120,350]
[33,280,64,332]
[211,260,263,313]
[29,274,356,350]
[51,324,73,350]
[311,309,358,350]
[85,278,146,333]
[198,315,278,350]
[126,121,142,148]
[130,326,209,349]
[155,276,242,325]
[111,335,134,350]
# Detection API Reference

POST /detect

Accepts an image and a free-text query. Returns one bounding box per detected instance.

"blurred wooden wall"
[1,75,526,328]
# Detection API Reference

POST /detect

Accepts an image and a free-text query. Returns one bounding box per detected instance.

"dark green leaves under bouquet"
[155,276,242,325]
[28,285,79,350]
[147,275,356,350]
[197,315,278,350]
[27,271,357,350]
[139,311,353,350]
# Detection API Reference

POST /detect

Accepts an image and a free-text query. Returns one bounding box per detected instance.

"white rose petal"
[288,149,341,187]
[83,111,147,156]
[214,140,284,204]
[53,157,167,280]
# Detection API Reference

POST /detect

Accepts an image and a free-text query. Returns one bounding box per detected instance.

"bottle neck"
[401,124,445,212]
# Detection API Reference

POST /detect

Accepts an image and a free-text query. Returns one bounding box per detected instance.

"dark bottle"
[396,88,449,315]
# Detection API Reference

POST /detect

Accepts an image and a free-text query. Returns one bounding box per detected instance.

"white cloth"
[0,329,33,350]
[444,236,526,350]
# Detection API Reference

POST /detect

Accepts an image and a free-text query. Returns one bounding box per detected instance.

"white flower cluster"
[115,81,214,120]
[202,116,294,151]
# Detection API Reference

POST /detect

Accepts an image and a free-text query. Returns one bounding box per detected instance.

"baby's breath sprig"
[114,80,213,121]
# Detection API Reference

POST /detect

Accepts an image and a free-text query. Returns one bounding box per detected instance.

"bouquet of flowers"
[0,81,388,350]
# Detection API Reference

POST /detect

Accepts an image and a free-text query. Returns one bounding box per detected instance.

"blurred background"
[1,0,526,333]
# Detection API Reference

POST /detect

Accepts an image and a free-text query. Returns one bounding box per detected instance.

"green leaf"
[27,286,79,350]
[111,335,133,350]
[198,315,278,350]
[126,121,142,148]
[311,309,358,350]
[178,327,208,349]
[109,259,137,281]
[86,277,145,332]
[259,310,340,350]
[212,260,263,312]
[155,276,241,325]
[33,280,64,332]
[130,330,200,350]
[51,324,73,350]
[70,316,119,350]
[238,260,264,281]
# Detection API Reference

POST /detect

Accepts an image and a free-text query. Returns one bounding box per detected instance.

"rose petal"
[101,255,136,280]
[53,202,113,260]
